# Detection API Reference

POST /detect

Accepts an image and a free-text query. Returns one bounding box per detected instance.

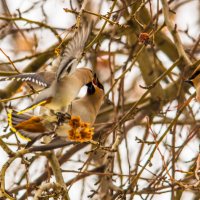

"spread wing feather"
[56,22,92,80]
[0,72,55,87]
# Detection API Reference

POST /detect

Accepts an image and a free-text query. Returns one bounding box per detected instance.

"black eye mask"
[86,82,95,95]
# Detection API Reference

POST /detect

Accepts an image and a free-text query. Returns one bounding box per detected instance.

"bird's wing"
[8,109,54,146]
[0,71,55,87]
[7,110,75,151]
[56,22,92,80]
[19,130,44,141]
[17,97,52,115]
[11,111,31,126]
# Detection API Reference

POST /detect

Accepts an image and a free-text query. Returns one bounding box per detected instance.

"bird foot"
[56,112,71,125]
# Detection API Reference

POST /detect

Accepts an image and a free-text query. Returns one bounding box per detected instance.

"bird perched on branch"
[185,65,200,102]
[7,75,104,150]
[0,22,93,114]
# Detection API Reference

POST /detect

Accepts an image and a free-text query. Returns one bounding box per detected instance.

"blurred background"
[0,0,199,199]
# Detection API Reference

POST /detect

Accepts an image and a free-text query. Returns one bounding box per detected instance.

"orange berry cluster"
[67,116,94,142]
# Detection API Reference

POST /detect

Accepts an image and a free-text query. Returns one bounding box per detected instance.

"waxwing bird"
[29,67,94,113]
[0,22,93,113]
[68,75,104,124]
[8,76,104,150]
[185,65,200,102]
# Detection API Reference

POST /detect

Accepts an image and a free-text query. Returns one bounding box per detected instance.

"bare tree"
[0,0,199,199]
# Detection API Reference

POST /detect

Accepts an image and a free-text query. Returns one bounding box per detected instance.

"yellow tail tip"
[7,109,31,141]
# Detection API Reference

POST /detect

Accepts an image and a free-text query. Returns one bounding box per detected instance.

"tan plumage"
[69,84,104,124]
[0,21,93,113]
[57,82,104,137]
[9,78,104,149]
[34,68,93,112]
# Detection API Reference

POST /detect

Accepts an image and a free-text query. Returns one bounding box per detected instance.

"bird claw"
[56,112,71,125]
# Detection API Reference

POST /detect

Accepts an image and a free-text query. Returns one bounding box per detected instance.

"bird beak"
[92,73,99,86]
[93,73,97,85]
[93,74,104,90]
[184,79,194,86]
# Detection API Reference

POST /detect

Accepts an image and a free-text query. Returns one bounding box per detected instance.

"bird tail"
[7,109,32,141]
